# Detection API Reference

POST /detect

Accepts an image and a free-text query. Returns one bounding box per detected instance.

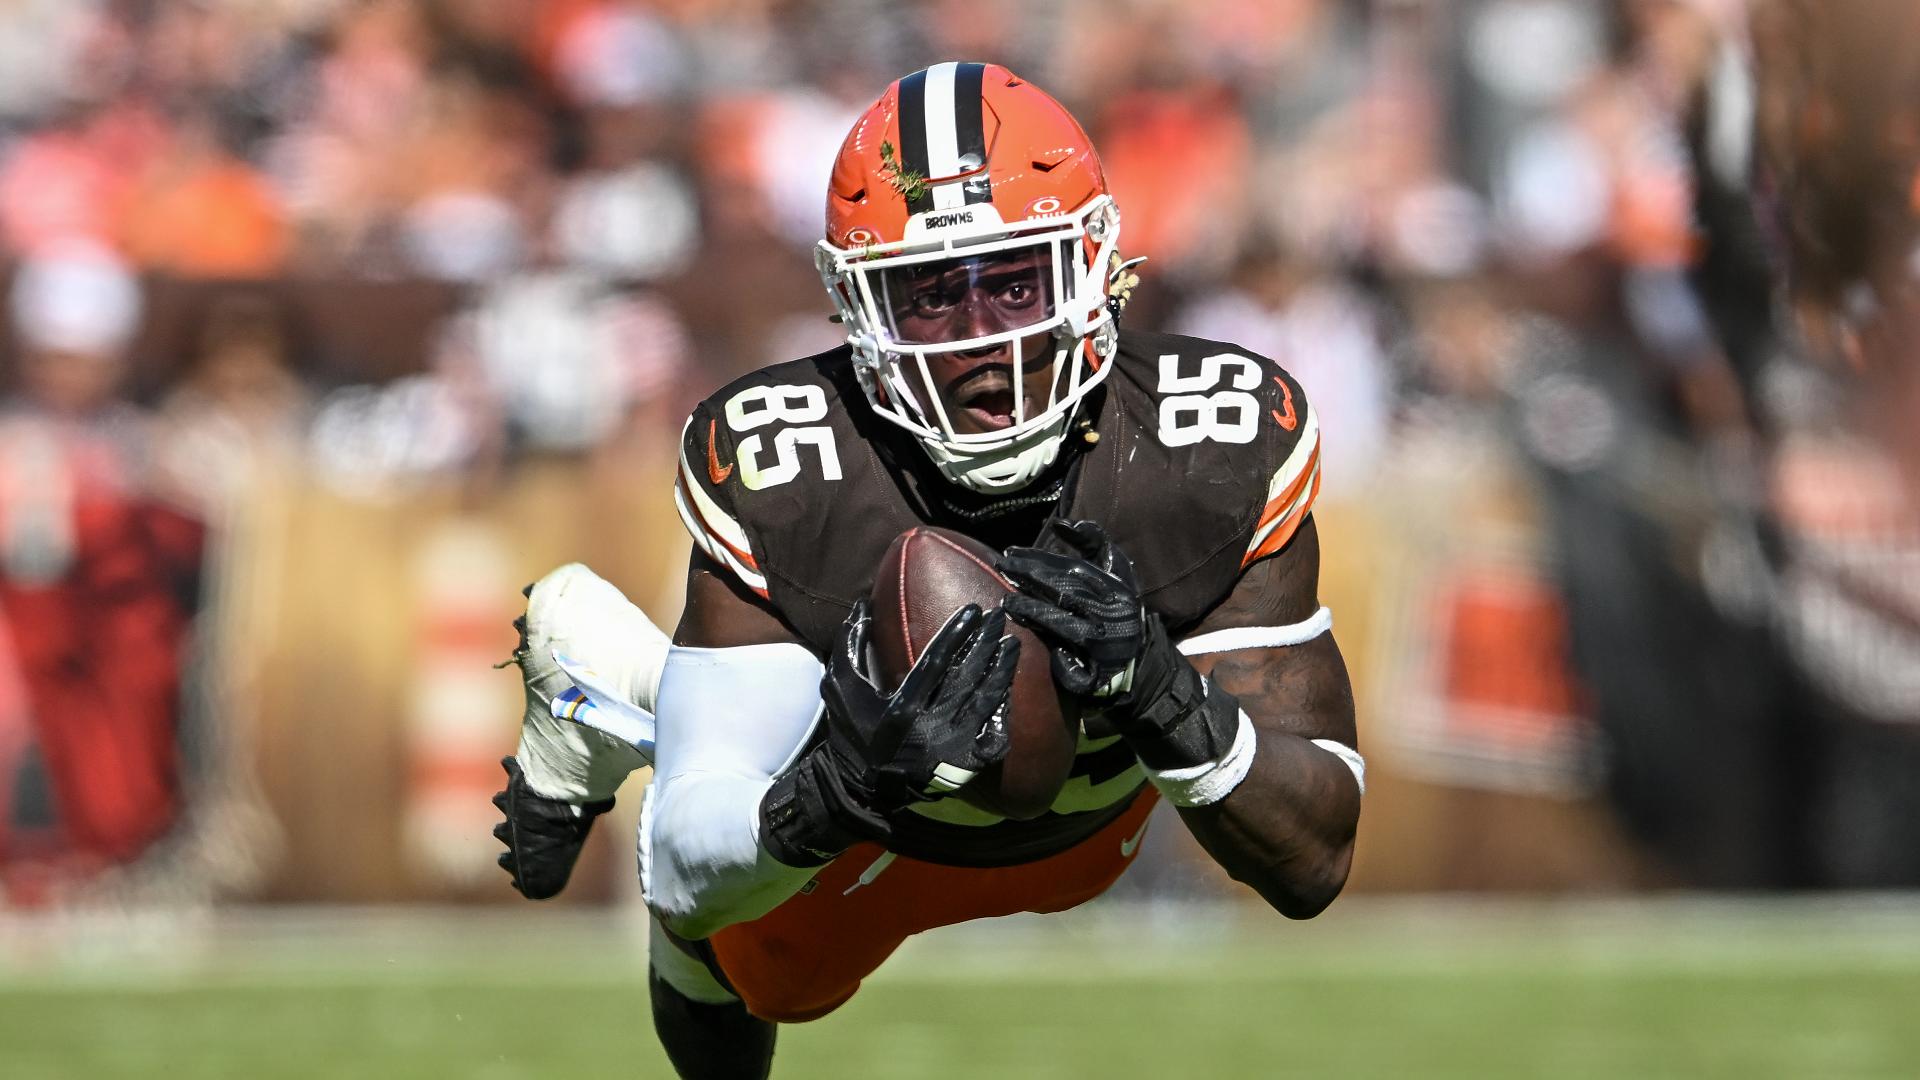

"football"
[868,526,1079,820]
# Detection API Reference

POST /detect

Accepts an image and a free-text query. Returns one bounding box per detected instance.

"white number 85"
[724,384,843,490]
[1157,353,1261,446]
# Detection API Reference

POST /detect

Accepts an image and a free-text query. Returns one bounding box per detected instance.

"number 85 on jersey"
[722,384,843,491]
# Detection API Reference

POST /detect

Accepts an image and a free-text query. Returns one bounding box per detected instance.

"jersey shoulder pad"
[674,348,877,603]
[1113,329,1322,571]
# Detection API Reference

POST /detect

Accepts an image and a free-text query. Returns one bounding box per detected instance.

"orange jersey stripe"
[675,464,763,573]
[1243,457,1321,568]
[1253,443,1320,534]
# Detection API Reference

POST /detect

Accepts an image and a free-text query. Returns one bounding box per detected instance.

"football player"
[493,63,1362,1079]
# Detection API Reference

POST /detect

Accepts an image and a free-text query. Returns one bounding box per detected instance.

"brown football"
[868,526,1079,820]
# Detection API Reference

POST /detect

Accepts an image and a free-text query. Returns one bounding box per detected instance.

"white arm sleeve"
[641,641,826,939]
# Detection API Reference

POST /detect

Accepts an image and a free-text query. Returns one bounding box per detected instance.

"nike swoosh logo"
[1270,376,1298,432]
[1119,816,1150,858]
[706,419,734,485]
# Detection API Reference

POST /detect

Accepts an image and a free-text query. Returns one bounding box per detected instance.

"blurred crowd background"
[0,0,1916,911]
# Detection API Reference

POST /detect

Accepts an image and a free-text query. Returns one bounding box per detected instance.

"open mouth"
[949,362,1018,431]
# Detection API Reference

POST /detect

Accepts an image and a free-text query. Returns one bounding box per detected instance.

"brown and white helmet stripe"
[894,61,995,216]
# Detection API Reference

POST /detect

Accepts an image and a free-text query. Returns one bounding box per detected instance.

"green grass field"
[4,896,1918,1078]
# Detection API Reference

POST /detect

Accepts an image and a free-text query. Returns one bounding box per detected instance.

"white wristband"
[1145,709,1258,807]
[1309,738,1366,795]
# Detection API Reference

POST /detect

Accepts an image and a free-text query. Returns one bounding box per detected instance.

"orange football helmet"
[816,62,1125,493]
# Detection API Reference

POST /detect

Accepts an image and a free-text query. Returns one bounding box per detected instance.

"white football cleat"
[509,563,670,802]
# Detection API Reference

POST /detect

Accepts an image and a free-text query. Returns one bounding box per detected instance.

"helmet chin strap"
[916,328,1091,494]
[922,409,1070,493]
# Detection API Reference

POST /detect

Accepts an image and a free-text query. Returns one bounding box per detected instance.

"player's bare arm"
[1000,516,1360,920]
[676,549,808,649]
[1176,518,1360,919]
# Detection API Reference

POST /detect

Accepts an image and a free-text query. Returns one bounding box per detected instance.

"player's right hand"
[492,756,615,899]
[757,601,1018,867]
[824,600,1019,806]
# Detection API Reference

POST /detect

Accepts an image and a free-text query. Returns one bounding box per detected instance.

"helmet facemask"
[818,196,1123,493]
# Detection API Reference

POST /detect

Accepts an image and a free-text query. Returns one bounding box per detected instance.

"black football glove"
[758,600,1018,867]
[997,519,1145,697]
[999,519,1239,771]
[492,756,615,899]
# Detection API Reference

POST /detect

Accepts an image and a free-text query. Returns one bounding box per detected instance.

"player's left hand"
[1000,519,1231,769]
[491,756,615,900]
[997,519,1149,696]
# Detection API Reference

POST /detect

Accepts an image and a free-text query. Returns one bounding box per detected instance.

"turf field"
[3,896,1918,1078]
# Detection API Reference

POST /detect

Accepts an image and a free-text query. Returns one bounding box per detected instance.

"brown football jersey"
[673,329,1321,865]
